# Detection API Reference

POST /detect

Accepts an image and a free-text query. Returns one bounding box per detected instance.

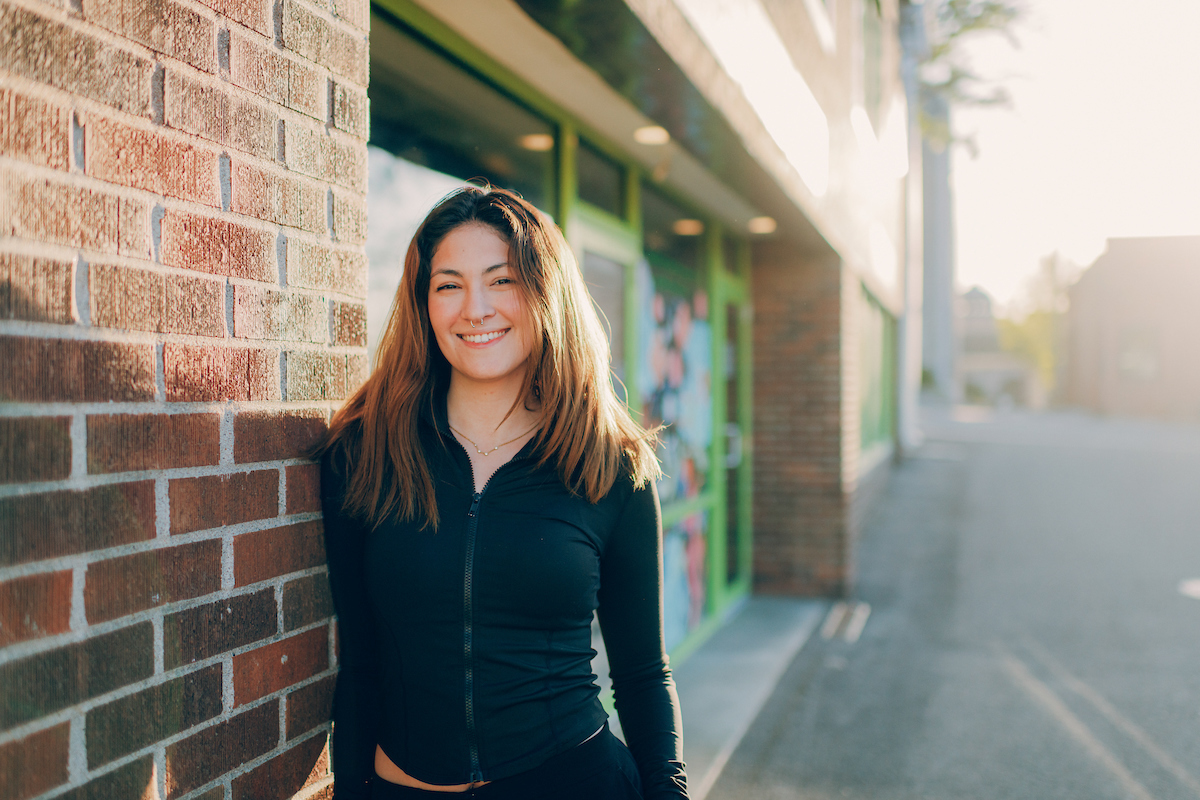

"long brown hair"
[320,185,660,528]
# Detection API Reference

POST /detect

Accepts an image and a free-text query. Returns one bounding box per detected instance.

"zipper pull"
[468,492,481,518]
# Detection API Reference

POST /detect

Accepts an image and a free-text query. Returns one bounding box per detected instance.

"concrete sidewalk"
[672,597,826,799]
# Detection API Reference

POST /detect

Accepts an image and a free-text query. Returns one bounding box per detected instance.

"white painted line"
[1022,637,1200,798]
[843,602,871,644]
[998,645,1156,800]
[820,601,848,640]
[1178,579,1200,600]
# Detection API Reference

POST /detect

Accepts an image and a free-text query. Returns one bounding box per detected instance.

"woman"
[319,185,689,800]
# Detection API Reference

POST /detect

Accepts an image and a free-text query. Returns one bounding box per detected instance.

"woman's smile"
[458,328,509,345]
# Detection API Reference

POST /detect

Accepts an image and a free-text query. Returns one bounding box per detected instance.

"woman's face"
[427,223,534,391]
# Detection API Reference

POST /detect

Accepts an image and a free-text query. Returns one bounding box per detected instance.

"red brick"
[330,300,365,347]
[234,520,325,586]
[0,571,72,646]
[331,188,367,245]
[163,589,276,668]
[164,701,278,799]
[230,159,326,232]
[3,170,149,256]
[234,408,327,463]
[333,0,367,32]
[82,0,216,72]
[286,239,366,295]
[86,665,222,767]
[347,354,368,391]
[286,463,320,513]
[158,208,276,280]
[0,482,156,565]
[228,30,324,119]
[282,573,332,631]
[233,626,328,705]
[197,0,272,36]
[285,350,346,401]
[330,80,368,139]
[234,285,328,342]
[284,123,365,191]
[285,674,333,738]
[87,413,220,474]
[170,469,279,534]
[0,253,75,323]
[0,337,156,402]
[0,416,71,484]
[164,343,280,402]
[0,4,154,117]
[165,70,277,160]
[85,539,222,623]
[0,88,70,169]
[0,623,154,729]
[280,1,367,85]
[90,263,225,337]
[0,724,70,800]
[231,732,328,800]
[86,116,221,207]
[55,756,156,800]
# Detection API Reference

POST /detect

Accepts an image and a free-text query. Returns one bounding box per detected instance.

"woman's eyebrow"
[430,262,509,278]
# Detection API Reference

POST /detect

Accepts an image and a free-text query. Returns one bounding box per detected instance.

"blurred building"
[1066,235,1200,420]
[957,287,1043,407]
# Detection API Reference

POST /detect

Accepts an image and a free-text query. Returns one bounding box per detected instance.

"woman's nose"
[462,286,494,322]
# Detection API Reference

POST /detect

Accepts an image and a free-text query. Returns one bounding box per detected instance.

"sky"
[950,0,1200,314]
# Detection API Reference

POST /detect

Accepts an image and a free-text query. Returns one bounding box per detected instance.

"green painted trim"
[557,122,577,224]
[660,494,714,528]
[705,222,728,615]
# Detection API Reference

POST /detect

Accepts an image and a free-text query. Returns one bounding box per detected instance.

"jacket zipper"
[463,487,484,784]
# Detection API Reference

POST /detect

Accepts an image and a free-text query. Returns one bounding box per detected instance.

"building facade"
[1,0,916,798]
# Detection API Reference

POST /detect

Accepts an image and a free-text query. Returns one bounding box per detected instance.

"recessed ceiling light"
[672,219,704,236]
[633,125,671,145]
[518,133,555,152]
[748,216,777,234]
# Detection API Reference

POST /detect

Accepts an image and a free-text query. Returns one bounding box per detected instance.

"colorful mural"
[662,512,708,653]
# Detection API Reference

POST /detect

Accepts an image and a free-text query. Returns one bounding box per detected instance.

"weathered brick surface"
[233,519,325,586]
[81,0,217,72]
[85,539,222,623]
[86,664,223,767]
[287,239,366,295]
[3,170,150,256]
[0,723,70,800]
[285,463,321,513]
[330,80,368,139]
[330,300,366,347]
[0,4,154,117]
[0,337,156,403]
[165,70,278,160]
[229,30,325,119]
[170,469,279,534]
[0,88,70,169]
[284,123,366,191]
[234,285,327,342]
[230,159,326,232]
[0,571,72,646]
[331,187,367,244]
[0,482,156,565]
[0,623,154,730]
[163,343,280,402]
[0,416,71,484]
[158,209,277,280]
[54,755,156,800]
[164,701,278,798]
[285,350,348,401]
[196,0,272,36]
[280,1,368,85]
[233,626,328,705]
[163,590,276,668]
[348,353,368,389]
[0,252,75,323]
[282,573,332,631]
[86,116,222,207]
[234,408,327,462]
[285,674,333,738]
[91,262,226,336]
[87,413,220,474]
[231,732,328,800]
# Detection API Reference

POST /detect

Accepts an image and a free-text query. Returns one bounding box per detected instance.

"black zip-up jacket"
[320,400,688,799]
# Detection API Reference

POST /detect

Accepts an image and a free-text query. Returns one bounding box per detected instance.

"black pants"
[369,726,644,800]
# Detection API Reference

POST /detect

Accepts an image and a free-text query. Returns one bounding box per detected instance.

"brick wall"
[751,243,860,596]
[0,0,368,795]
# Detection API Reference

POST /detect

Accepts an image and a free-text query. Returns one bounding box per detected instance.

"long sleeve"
[596,479,689,799]
[321,451,381,800]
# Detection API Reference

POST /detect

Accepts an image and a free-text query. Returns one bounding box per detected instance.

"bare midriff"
[375,746,490,793]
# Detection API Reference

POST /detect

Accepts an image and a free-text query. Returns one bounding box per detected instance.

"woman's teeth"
[460,330,506,344]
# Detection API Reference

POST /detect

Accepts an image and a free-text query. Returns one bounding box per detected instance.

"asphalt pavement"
[706,406,1200,800]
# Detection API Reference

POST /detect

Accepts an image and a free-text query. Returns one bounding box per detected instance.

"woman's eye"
[434,283,459,291]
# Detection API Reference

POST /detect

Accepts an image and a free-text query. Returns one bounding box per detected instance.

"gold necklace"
[449,423,537,456]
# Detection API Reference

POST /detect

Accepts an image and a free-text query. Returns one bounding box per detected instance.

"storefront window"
[577,140,623,218]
